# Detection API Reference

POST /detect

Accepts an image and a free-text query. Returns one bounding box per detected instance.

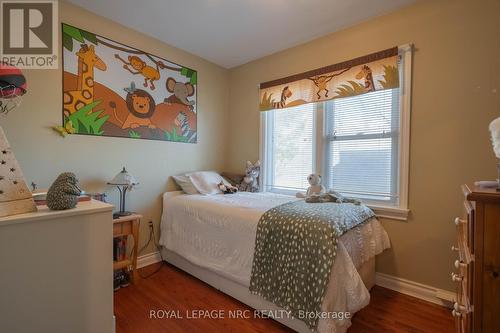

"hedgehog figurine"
[46,172,82,210]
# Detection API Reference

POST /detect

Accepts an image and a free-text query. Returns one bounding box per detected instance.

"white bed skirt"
[161,248,375,333]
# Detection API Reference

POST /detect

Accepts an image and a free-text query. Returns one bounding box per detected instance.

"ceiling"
[68,0,416,68]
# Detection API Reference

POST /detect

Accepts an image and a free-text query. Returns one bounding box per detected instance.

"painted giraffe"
[355,65,375,92]
[271,86,292,109]
[63,44,107,115]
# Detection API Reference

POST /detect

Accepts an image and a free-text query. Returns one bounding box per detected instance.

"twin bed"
[159,190,390,333]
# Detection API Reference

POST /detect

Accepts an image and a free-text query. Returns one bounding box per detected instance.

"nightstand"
[113,214,141,283]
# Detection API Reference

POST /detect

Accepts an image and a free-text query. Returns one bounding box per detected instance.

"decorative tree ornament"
[0,63,35,217]
[0,127,37,217]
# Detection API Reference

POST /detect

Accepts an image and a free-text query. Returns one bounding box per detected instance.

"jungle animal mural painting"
[62,23,197,142]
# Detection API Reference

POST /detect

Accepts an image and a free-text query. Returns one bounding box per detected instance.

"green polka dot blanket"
[249,200,375,330]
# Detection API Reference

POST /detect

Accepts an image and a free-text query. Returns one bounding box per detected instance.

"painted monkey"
[307,67,351,99]
[164,77,195,108]
[308,75,335,99]
[110,82,157,129]
[115,54,165,90]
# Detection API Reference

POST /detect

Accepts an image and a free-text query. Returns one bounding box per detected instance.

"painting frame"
[61,23,198,143]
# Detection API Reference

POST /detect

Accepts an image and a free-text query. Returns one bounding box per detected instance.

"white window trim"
[396,43,413,216]
[260,44,413,221]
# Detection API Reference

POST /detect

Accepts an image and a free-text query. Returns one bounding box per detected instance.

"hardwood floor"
[114,263,454,333]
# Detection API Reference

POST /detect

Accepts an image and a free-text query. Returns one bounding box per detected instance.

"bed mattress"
[159,192,390,332]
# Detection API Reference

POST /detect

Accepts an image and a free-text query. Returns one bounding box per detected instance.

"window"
[262,104,315,192]
[261,46,411,220]
[323,88,399,204]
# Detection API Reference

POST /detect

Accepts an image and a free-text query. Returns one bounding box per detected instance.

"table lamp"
[107,167,138,217]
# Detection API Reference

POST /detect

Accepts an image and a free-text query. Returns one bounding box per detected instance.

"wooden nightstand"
[113,214,141,283]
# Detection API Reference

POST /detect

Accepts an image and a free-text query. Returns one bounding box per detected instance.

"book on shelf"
[113,235,128,262]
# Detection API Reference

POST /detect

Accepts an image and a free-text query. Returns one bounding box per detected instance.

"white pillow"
[187,171,229,195]
[172,175,199,195]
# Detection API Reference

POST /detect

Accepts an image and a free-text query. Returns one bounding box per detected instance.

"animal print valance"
[259,47,400,111]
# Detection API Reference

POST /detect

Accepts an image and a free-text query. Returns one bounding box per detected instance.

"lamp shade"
[107,167,138,186]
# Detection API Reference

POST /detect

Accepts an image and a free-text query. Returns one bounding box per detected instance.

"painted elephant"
[164,77,195,106]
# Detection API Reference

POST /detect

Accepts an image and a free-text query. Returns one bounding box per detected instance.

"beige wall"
[2,1,230,254]
[3,0,499,292]
[227,0,500,291]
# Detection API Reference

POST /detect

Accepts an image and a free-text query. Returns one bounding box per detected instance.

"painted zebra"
[175,112,197,143]
[272,86,292,109]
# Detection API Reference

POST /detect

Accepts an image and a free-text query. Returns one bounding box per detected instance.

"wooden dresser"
[452,185,500,333]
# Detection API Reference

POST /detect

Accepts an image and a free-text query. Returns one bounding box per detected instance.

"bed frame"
[161,191,375,333]
[161,249,374,333]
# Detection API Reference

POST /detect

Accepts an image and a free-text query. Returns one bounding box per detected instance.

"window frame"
[260,44,412,220]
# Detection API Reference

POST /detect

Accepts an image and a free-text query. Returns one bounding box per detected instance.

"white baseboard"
[137,251,162,269]
[375,272,455,308]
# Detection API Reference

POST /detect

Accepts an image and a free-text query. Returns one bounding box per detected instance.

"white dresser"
[0,200,114,333]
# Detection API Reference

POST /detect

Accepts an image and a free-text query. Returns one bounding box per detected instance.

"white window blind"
[324,88,400,204]
[263,103,314,192]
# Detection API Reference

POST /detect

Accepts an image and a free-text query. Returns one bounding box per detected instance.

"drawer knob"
[451,245,459,252]
[451,272,463,282]
[451,309,462,318]
[454,260,466,269]
[454,217,466,225]
[453,302,468,314]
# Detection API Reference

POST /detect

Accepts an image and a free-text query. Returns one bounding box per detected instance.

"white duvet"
[160,192,390,333]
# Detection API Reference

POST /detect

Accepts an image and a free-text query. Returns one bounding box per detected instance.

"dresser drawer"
[454,217,472,265]
[452,227,473,333]
[452,258,472,302]
[453,310,471,333]
[452,270,472,333]
[463,200,475,254]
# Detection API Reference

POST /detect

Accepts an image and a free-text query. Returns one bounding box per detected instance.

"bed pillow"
[172,175,199,195]
[187,171,229,195]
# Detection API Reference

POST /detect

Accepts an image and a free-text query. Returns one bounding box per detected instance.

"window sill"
[265,189,409,221]
[368,204,409,221]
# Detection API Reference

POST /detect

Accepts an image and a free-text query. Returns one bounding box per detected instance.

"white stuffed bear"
[296,174,326,198]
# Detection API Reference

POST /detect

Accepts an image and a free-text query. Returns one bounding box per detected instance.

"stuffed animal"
[296,174,361,205]
[239,160,260,192]
[329,190,361,205]
[305,190,361,205]
[296,174,326,198]
[218,181,238,194]
[46,172,82,210]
